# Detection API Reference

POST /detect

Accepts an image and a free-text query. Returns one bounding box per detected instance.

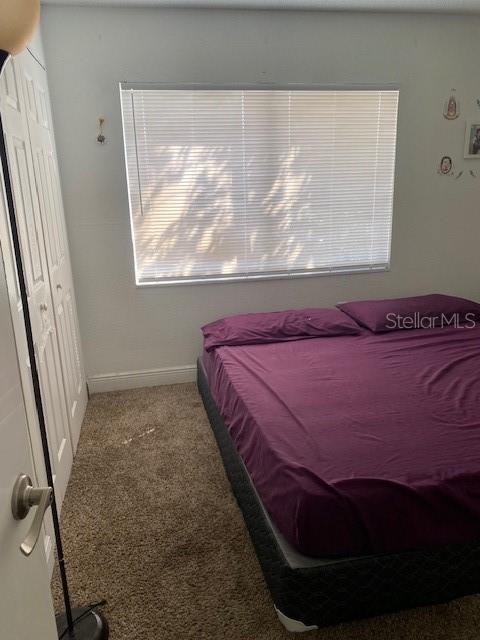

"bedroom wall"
[41,6,480,389]
[28,26,46,68]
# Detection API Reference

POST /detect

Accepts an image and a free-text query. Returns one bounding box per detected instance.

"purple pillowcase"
[202,308,361,351]
[337,294,480,333]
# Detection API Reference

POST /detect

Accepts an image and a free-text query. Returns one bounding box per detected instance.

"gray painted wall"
[41,6,480,379]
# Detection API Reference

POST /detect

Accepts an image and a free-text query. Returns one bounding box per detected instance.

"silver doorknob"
[11,474,53,556]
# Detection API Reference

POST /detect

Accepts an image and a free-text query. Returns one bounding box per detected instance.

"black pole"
[0,49,75,635]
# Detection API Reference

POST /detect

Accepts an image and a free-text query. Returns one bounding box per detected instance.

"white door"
[0,55,72,508]
[20,52,87,452]
[0,58,55,571]
[0,230,57,640]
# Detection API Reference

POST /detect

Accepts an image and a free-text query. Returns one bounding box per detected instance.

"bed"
[197,297,480,631]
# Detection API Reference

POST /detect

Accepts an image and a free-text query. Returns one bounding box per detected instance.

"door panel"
[37,334,72,505]
[10,136,44,287]
[0,55,73,518]
[20,52,87,452]
[1,59,20,112]
[58,288,82,414]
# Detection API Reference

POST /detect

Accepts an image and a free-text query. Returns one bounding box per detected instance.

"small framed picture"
[464,121,480,158]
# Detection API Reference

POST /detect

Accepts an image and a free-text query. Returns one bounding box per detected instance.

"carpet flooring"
[52,383,480,639]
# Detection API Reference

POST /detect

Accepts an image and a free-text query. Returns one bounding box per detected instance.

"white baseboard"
[87,364,196,393]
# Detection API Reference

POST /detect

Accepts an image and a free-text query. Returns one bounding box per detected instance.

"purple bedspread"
[204,326,480,557]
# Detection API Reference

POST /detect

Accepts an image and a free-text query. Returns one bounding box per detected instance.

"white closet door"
[0,58,56,572]
[20,53,87,452]
[0,54,72,509]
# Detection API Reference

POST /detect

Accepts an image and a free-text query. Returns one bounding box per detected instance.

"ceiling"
[40,0,480,12]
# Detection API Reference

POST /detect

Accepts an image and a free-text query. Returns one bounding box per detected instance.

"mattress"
[203,324,480,558]
[203,356,366,570]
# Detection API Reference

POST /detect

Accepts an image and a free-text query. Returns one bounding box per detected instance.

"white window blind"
[120,86,399,285]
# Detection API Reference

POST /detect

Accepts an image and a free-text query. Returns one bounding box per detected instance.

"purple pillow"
[202,308,361,351]
[337,294,480,333]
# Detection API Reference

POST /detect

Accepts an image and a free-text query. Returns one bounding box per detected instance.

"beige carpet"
[52,383,480,639]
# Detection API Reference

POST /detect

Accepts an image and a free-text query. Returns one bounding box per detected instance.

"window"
[120,85,399,285]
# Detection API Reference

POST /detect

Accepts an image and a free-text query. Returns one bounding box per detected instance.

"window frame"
[120,82,400,288]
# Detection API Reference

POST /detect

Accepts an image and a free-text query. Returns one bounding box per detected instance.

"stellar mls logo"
[385,312,477,330]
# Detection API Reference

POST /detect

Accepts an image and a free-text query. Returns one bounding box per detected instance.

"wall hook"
[97,117,106,145]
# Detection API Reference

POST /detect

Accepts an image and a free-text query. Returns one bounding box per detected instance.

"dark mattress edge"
[197,357,480,628]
